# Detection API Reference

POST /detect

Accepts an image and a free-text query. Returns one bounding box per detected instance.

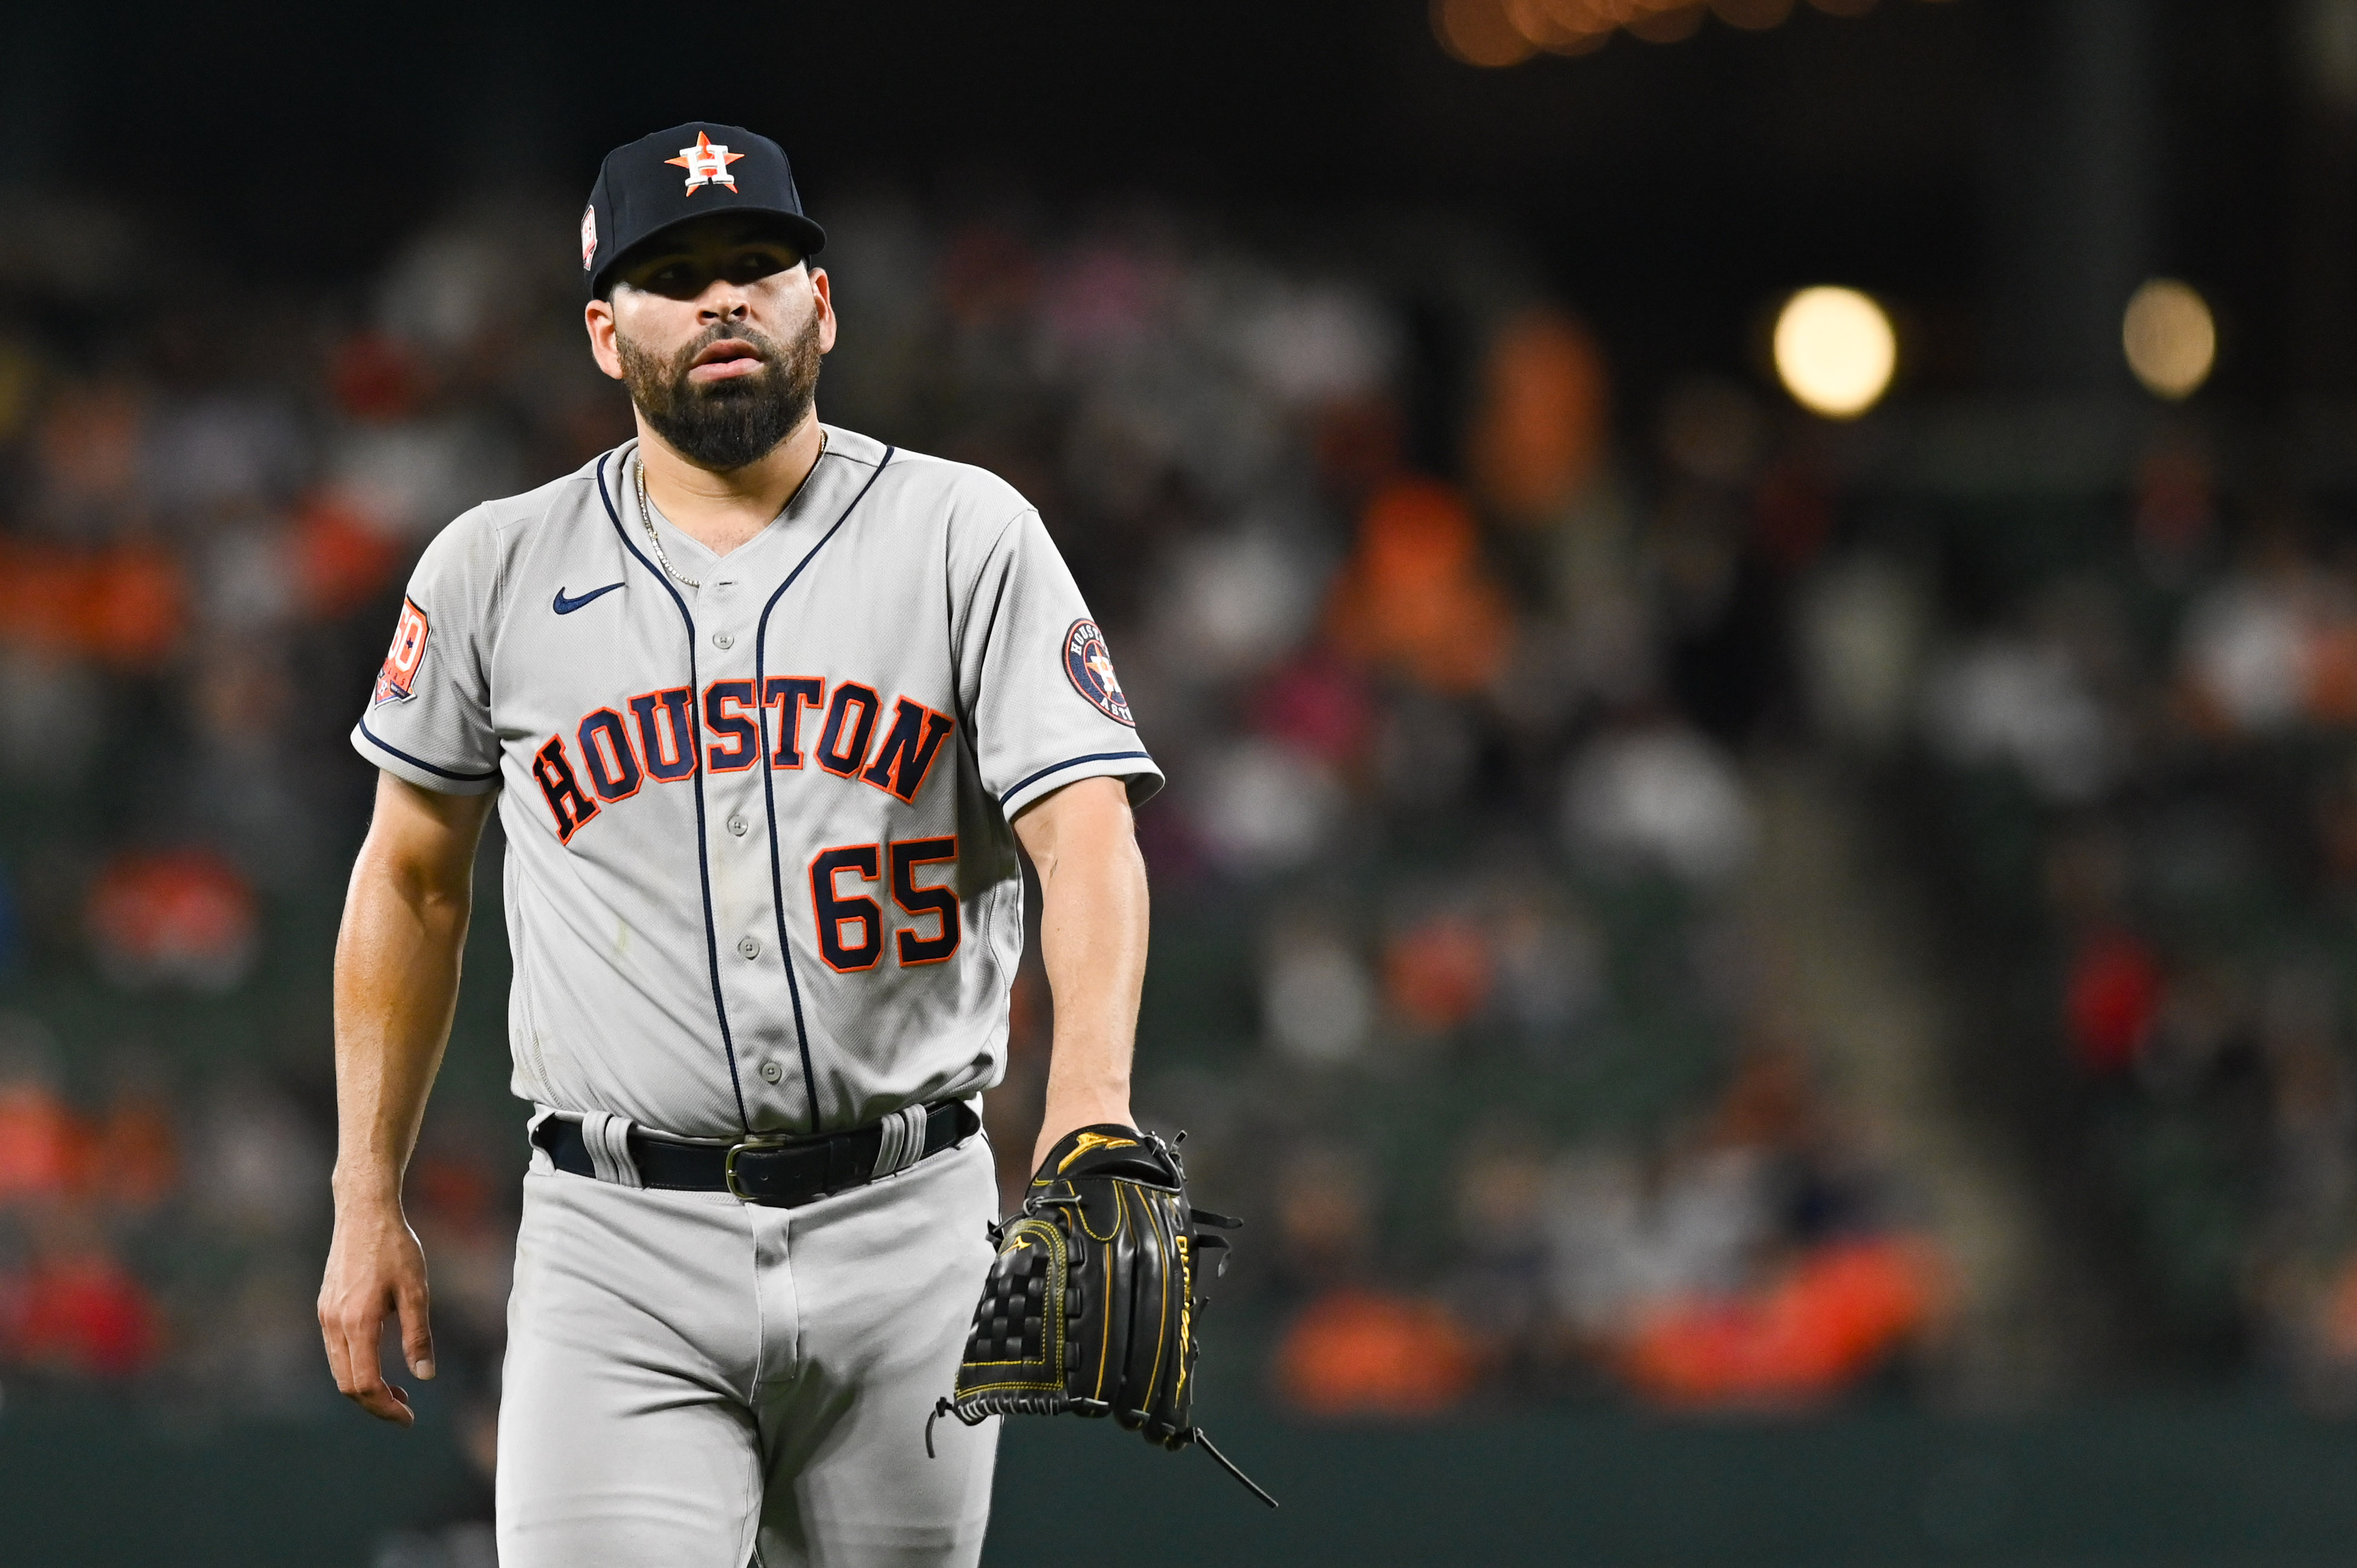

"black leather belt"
[532,1100,978,1208]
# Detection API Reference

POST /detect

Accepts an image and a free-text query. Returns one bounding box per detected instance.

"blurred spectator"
[2179,538,2357,736]
[0,1037,82,1204]
[2066,931,2167,1077]
[85,1057,180,1213]
[1618,1235,1943,1408]
[1381,908,1494,1036]
[1325,479,1513,694]
[1467,309,1611,524]
[1493,882,1605,1048]
[3,1212,163,1379]
[1260,915,1377,1069]
[1270,1144,1482,1416]
[1543,1050,1942,1407]
[85,848,260,992]
[1247,650,1372,770]
[1191,738,1345,874]
[178,1265,326,1416]
[1269,1145,1380,1300]
[1796,555,1926,752]
[1561,725,1755,885]
[0,649,107,784]
[1274,1289,1479,1418]
[186,1073,330,1238]
[0,539,187,666]
[1155,528,1332,688]
[1922,635,2120,803]
[1442,1126,1555,1374]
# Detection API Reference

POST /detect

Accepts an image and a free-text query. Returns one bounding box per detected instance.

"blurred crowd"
[0,182,1999,1437]
[1862,420,2357,1397]
[0,193,615,1442]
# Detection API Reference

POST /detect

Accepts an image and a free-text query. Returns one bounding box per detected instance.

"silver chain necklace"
[633,433,827,592]
[635,454,702,590]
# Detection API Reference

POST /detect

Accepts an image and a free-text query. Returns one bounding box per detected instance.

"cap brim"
[589,208,828,297]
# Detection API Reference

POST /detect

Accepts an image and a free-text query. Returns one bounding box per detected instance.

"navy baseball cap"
[581,121,826,298]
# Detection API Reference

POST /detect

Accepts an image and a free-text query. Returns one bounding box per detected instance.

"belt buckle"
[724,1134,792,1203]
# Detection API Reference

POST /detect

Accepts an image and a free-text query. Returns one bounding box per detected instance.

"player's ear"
[810,267,838,355]
[584,297,625,382]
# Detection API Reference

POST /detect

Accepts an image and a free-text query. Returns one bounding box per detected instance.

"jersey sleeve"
[349,511,503,795]
[959,510,1163,819]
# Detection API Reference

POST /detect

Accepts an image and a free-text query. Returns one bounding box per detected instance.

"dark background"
[11,0,2307,397]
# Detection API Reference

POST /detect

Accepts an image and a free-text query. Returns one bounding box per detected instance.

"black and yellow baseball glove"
[928,1123,1273,1506]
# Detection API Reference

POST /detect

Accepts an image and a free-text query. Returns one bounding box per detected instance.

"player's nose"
[697,288,752,324]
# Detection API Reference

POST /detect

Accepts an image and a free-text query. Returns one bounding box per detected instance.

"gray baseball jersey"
[351,427,1160,1138]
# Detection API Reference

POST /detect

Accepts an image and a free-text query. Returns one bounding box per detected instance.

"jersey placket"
[593,451,761,1133]
[748,448,897,1136]
[693,566,803,1128]
[632,454,888,1140]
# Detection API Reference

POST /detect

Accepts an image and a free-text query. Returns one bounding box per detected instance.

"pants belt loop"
[579,1111,644,1189]
[872,1105,925,1178]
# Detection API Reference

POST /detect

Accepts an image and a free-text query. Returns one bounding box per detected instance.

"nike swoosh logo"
[552,582,625,615]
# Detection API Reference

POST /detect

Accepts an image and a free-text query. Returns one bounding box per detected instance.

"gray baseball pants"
[496,1131,1002,1567]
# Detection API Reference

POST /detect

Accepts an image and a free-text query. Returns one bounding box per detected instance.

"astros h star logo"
[666,131,746,195]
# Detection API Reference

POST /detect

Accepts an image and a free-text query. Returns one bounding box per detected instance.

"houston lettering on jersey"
[531,675,956,844]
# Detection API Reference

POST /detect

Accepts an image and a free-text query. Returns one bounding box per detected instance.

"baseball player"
[317,122,1161,1567]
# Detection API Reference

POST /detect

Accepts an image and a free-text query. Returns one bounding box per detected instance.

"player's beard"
[618,310,822,472]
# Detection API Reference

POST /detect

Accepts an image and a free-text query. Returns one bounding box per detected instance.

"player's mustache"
[671,323,779,389]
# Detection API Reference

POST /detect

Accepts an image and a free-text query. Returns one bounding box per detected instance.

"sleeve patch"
[372,597,431,707]
[1062,619,1135,728]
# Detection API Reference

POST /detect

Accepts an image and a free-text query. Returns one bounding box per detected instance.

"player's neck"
[633,413,825,558]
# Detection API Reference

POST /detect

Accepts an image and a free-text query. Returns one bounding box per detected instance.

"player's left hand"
[933,1124,1273,1506]
[318,1197,436,1426]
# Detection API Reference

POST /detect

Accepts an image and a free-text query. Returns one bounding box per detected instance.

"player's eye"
[728,251,793,282]
[633,260,710,298]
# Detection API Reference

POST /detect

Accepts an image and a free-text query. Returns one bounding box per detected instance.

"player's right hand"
[318,1199,436,1426]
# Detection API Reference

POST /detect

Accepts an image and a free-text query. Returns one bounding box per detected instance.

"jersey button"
[712,631,734,650]
[737,935,761,960]
[759,1060,784,1084]
[727,813,749,836]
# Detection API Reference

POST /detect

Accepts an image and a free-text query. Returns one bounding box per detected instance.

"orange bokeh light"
[1432,0,1538,65]
[1440,0,1894,62]
[1629,4,1708,42]
[1504,0,1608,51]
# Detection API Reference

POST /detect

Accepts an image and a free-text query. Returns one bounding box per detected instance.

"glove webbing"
[925,1395,1276,1509]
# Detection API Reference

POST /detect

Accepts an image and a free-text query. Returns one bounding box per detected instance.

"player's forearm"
[1026,781,1149,1147]
[331,782,490,1205]
[332,853,471,1204]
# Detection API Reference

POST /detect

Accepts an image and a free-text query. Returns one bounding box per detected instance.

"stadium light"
[1439,0,1884,60]
[1434,0,1539,64]
[2121,279,2216,401]
[1772,287,1897,420]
